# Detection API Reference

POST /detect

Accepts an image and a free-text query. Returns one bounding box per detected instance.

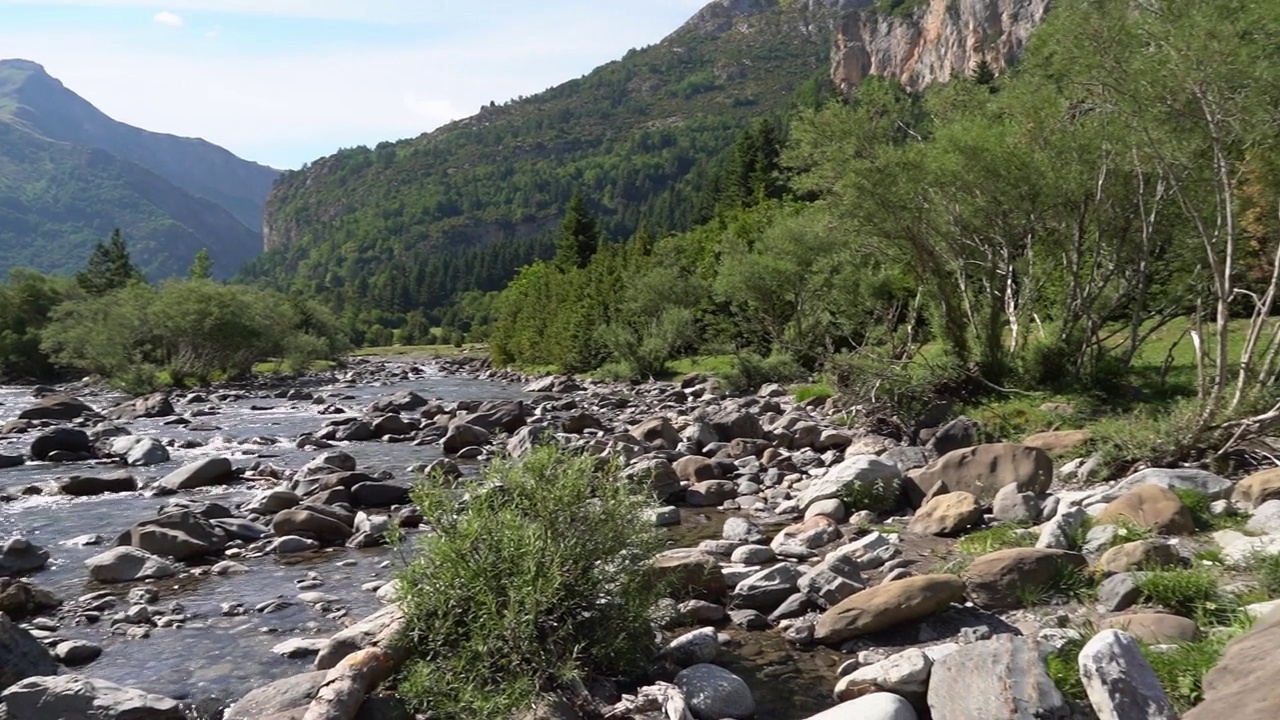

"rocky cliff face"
[833,0,1049,93]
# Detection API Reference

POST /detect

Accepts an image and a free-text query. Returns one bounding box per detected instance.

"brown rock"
[962,548,1089,610]
[905,443,1053,508]
[1097,540,1182,577]
[771,515,841,552]
[1185,604,1280,720]
[673,456,723,483]
[653,549,727,602]
[814,574,964,645]
[1098,485,1194,535]
[1232,468,1280,508]
[1022,429,1092,456]
[907,491,983,536]
[686,480,736,507]
[630,417,680,450]
[1099,613,1199,644]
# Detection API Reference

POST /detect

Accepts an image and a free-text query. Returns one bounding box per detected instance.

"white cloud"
[152,10,182,27]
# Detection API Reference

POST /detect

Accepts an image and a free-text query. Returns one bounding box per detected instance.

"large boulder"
[730,563,805,611]
[907,444,1053,508]
[1097,614,1198,644]
[458,401,526,434]
[0,578,61,620]
[158,457,235,491]
[630,417,681,451]
[1077,629,1177,720]
[84,547,179,584]
[126,511,229,561]
[794,455,903,513]
[18,394,93,421]
[0,675,185,720]
[1232,468,1280,508]
[0,614,58,689]
[1104,467,1233,502]
[106,392,174,421]
[814,575,965,645]
[802,694,918,720]
[771,515,841,554]
[441,422,491,454]
[58,473,138,497]
[674,456,723,483]
[350,482,411,508]
[1184,604,1280,720]
[622,458,683,502]
[674,664,755,720]
[709,409,764,443]
[314,604,404,670]
[29,428,91,461]
[1022,430,1092,457]
[654,549,727,602]
[1097,540,1181,577]
[1097,485,1194,535]
[0,538,49,577]
[962,548,1089,610]
[834,648,932,704]
[109,436,170,467]
[907,492,983,536]
[927,635,1068,719]
[368,390,429,414]
[272,507,353,544]
[224,671,328,720]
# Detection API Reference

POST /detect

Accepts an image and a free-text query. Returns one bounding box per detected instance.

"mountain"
[244,0,1048,317]
[0,59,280,279]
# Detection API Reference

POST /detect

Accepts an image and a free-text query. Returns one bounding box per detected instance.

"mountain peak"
[0,58,47,73]
[673,0,872,38]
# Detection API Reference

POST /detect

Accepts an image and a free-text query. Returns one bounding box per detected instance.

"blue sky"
[0,0,710,168]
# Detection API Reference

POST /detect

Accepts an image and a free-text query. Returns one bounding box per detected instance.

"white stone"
[802,693,917,720]
[1077,629,1176,720]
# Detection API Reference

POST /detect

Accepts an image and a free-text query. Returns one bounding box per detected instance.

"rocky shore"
[2,356,1280,719]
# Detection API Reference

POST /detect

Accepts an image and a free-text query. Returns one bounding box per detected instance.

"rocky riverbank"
[2,357,1280,719]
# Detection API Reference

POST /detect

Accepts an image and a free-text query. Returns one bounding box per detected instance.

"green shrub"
[1141,613,1253,714]
[1245,553,1280,598]
[395,447,667,718]
[794,383,835,404]
[1136,568,1237,625]
[721,350,805,393]
[1174,488,1246,531]
[1044,635,1089,706]
[840,476,902,514]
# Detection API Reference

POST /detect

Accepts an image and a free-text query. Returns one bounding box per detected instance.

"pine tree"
[973,59,998,92]
[555,190,601,270]
[77,229,143,296]
[188,248,214,280]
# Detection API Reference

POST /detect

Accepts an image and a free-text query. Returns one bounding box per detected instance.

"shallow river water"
[0,368,526,705]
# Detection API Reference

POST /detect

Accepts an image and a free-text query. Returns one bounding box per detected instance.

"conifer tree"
[76,229,143,296]
[555,190,601,270]
[188,248,214,280]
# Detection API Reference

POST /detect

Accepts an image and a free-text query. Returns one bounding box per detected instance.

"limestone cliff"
[833,0,1050,93]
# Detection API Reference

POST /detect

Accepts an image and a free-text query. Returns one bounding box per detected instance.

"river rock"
[0,675,185,719]
[272,507,353,544]
[84,547,178,583]
[243,489,301,515]
[631,417,681,450]
[30,427,91,461]
[1023,430,1092,456]
[992,484,1040,524]
[622,458,683,502]
[0,613,58,688]
[58,473,138,497]
[722,517,767,544]
[686,480,736,507]
[803,693,918,720]
[674,456,723,483]
[271,536,320,554]
[927,635,1068,719]
[458,400,526,433]
[1105,467,1233,501]
[313,603,404,670]
[0,538,49,577]
[369,390,429,414]
[655,549,726,601]
[798,554,866,608]
[660,627,720,667]
[1098,613,1198,644]
[158,457,235,491]
[1096,573,1141,613]
[225,671,328,719]
[962,548,1088,610]
[674,664,755,720]
[907,444,1053,508]
[772,515,841,554]
[835,648,932,704]
[709,409,764,442]
[1097,540,1181,576]
[106,392,174,421]
[814,574,964,645]
[1077,629,1176,720]
[1097,485,1194,535]
[731,562,804,611]
[126,511,229,561]
[907,492,983,536]
[0,455,22,469]
[54,639,103,667]
[18,394,93,421]
[351,481,411,508]
[213,518,269,542]
[794,455,904,513]
[441,422,490,454]
[507,424,556,458]
[0,578,60,619]
[1232,468,1280,508]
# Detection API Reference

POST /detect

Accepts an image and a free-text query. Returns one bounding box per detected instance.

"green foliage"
[40,278,348,391]
[1175,488,1247,532]
[555,190,602,270]
[720,350,806,394]
[794,383,834,404]
[0,268,70,379]
[396,447,666,718]
[1136,568,1237,625]
[1243,553,1280,599]
[1044,635,1089,706]
[840,474,902,515]
[1141,613,1254,714]
[955,525,1037,556]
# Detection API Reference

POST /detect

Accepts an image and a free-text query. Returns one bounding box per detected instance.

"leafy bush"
[599,307,698,379]
[840,476,902,514]
[395,447,667,718]
[1089,399,1203,472]
[721,350,805,393]
[794,383,835,404]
